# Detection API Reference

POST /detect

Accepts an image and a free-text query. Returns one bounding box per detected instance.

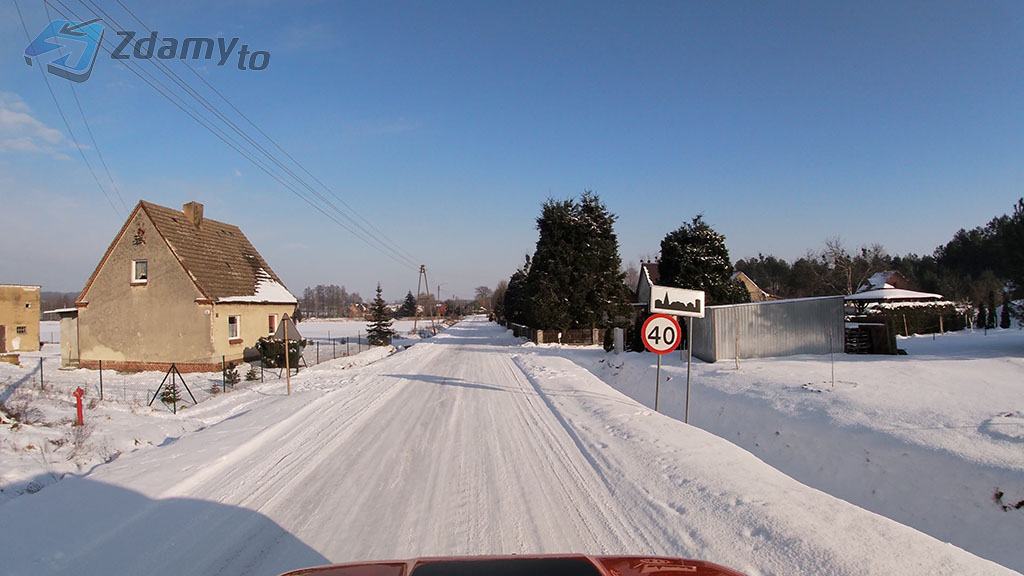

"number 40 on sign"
[642,313,682,355]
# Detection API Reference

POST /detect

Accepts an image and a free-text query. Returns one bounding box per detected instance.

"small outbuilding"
[690,296,846,363]
[0,285,41,352]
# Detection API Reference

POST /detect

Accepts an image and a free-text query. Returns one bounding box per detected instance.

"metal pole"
[39,357,43,389]
[830,330,835,389]
[316,341,320,364]
[332,338,336,359]
[346,338,350,356]
[655,354,661,412]
[260,363,264,382]
[222,355,226,390]
[685,318,692,424]
[99,359,103,400]
[284,318,291,395]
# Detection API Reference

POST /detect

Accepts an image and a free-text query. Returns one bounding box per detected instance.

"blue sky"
[2,1,1022,301]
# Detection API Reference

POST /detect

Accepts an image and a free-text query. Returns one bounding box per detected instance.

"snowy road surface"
[1,318,1016,576]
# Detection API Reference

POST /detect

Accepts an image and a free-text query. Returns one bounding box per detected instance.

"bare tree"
[623,261,639,290]
[814,237,888,295]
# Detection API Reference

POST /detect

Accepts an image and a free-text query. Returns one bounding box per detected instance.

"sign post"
[647,285,705,421]
[641,313,682,412]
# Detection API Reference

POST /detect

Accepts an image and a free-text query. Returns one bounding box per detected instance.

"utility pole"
[413,265,438,334]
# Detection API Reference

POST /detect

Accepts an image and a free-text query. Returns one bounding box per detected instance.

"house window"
[132,260,148,284]
[268,314,278,334]
[24,303,31,309]
[228,316,240,340]
[16,326,26,334]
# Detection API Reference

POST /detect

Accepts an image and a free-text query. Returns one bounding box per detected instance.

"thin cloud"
[0,92,66,158]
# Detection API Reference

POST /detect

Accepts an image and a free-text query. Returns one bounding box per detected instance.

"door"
[0,325,6,352]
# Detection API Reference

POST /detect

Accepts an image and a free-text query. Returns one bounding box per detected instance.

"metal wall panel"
[690,296,844,363]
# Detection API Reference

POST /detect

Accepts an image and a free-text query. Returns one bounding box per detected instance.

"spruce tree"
[986,290,998,329]
[399,291,417,318]
[659,215,751,305]
[366,283,396,346]
[161,377,181,413]
[520,192,630,331]
[1000,292,1012,329]
[976,304,986,328]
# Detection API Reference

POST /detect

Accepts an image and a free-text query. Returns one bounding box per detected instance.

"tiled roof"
[140,201,293,302]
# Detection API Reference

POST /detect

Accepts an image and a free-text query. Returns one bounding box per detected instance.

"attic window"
[132,260,148,284]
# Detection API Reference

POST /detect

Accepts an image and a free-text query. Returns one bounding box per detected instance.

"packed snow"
[0,318,1016,576]
[552,326,1024,571]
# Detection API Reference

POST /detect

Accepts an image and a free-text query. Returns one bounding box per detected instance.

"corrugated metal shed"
[690,296,845,363]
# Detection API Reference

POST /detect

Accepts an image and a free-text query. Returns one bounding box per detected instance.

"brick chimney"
[183,201,203,228]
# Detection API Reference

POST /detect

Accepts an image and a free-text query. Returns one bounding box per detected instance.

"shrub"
[255,337,306,368]
[224,363,240,386]
[245,366,259,381]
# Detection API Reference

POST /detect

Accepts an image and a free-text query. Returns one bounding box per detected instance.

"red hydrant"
[73,387,85,426]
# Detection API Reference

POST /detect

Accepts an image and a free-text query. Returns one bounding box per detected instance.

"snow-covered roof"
[845,288,943,301]
[43,307,78,315]
[216,269,297,304]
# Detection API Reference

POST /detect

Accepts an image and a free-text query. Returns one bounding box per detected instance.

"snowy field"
[549,327,1024,572]
[0,317,1016,576]
[0,319,444,505]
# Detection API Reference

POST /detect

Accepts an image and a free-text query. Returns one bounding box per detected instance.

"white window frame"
[228,315,241,340]
[268,314,278,334]
[132,260,148,284]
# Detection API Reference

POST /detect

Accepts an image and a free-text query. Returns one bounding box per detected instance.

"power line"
[113,0,418,265]
[57,0,419,268]
[13,0,123,218]
[43,0,419,269]
[42,0,129,213]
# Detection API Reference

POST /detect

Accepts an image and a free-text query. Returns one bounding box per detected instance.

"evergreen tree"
[986,291,998,329]
[659,215,751,305]
[161,377,181,412]
[521,192,631,330]
[976,304,986,329]
[503,256,531,326]
[399,291,417,317]
[366,283,396,346]
[1000,292,1012,329]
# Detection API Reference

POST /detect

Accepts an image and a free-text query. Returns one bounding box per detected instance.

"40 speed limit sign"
[642,313,682,355]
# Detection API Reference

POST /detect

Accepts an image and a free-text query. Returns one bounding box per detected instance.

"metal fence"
[690,296,845,363]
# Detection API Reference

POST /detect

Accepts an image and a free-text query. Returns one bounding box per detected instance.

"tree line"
[734,198,1024,316]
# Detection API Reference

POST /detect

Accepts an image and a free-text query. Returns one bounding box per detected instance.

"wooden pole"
[284,318,291,395]
[903,314,909,337]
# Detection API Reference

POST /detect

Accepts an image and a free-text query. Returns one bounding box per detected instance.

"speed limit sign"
[642,313,682,355]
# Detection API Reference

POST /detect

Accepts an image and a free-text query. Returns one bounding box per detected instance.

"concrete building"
[67,200,296,371]
[0,285,41,352]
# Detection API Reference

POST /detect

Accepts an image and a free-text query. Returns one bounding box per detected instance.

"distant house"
[66,200,296,372]
[634,261,661,308]
[0,285,41,352]
[731,271,772,302]
[857,270,913,293]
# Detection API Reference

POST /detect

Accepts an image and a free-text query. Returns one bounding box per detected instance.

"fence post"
[332,338,336,360]
[358,331,361,352]
[222,355,226,389]
[39,358,43,389]
[316,341,320,364]
[260,363,264,382]
[99,360,103,400]
[346,339,350,356]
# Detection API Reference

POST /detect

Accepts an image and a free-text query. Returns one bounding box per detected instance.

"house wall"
[0,285,41,352]
[59,314,79,367]
[691,296,845,363]
[210,302,297,363]
[77,209,214,368]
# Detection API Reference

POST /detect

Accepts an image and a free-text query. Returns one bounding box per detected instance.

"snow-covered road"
[1,318,1015,576]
